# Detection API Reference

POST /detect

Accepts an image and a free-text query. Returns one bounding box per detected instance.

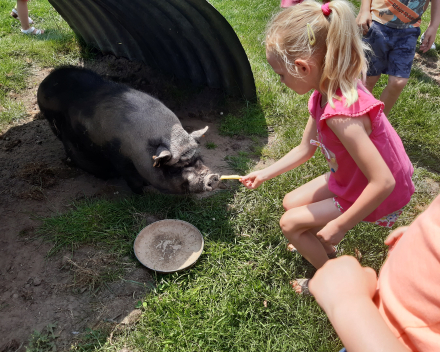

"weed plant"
[1,0,439,351]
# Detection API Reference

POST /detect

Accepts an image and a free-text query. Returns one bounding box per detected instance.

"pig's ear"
[152,146,172,167]
[190,126,208,142]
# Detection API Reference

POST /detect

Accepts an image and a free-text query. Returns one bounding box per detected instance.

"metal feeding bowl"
[134,219,204,273]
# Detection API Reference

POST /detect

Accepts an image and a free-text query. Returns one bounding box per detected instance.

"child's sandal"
[287,243,339,259]
[21,27,44,35]
[290,279,312,296]
[11,8,34,24]
[287,243,297,253]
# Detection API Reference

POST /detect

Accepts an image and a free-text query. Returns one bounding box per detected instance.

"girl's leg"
[16,1,44,35]
[16,0,30,31]
[283,173,334,210]
[280,198,341,269]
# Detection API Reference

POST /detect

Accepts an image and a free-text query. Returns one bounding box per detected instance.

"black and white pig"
[37,66,220,194]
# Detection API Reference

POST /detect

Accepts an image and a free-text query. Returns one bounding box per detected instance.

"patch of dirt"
[413,51,440,84]
[0,55,269,351]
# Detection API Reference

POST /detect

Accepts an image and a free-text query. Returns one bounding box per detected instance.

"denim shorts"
[363,21,421,78]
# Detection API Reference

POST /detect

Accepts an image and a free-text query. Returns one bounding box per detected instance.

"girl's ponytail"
[320,0,369,107]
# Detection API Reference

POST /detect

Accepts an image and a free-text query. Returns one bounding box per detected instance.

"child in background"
[240,0,414,293]
[309,193,440,352]
[11,0,44,35]
[281,0,305,7]
[356,0,439,116]
[281,0,329,8]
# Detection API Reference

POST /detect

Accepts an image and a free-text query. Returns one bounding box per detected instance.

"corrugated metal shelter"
[48,0,256,100]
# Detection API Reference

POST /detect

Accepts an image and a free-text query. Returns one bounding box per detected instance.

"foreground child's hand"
[309,256,377,313]
[240,170,267,189]
[384,226,408,252]
[316,220,347,247]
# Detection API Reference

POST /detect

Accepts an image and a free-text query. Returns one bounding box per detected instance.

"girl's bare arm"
[319,115,395,240]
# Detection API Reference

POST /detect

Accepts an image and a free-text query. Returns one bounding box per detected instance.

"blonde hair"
[266,0,369,107]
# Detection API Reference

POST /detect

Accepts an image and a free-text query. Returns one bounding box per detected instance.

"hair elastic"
[321,2,332,16]
[306,23,316,46]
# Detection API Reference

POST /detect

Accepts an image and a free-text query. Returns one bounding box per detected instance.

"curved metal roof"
[48,0,256,100]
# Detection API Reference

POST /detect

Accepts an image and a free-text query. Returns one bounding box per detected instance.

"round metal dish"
[134,219,204,273]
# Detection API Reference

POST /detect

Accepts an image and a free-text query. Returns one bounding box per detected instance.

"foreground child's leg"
[280,198,341,269]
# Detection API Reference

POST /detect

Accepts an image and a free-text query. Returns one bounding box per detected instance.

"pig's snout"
[204,174,220,191]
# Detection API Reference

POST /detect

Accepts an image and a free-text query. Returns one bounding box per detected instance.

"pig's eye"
[181,149,196,160]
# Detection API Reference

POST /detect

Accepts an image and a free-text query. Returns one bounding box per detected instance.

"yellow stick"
[220,175,242,180]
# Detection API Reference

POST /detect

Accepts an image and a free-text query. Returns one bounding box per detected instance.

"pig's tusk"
[220,175,242,180]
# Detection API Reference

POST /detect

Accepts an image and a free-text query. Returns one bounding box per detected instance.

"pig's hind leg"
[62,138,118,179]
[109,156,146,194]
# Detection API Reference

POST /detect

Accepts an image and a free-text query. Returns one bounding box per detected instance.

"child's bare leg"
[284,173,333,211]
[380,75,408,116]
[284,173,335,253]
[280,198,341,269]
[16,0,30,31]
[365,75,381,93]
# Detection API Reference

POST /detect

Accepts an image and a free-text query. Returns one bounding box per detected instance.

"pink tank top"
[308,83,414,221]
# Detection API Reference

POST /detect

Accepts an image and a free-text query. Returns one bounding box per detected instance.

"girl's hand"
[384,226,408,251]
[240,170,267,189]
[316,220,347,247]
[309,256,378,313]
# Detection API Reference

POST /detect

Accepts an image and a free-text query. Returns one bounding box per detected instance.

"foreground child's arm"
[317,115,395,245]
[308,256,410,352]
[241,116,318,189]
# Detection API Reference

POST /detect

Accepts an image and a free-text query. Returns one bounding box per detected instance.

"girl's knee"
[388,76,409,91]
[279,212,301,235]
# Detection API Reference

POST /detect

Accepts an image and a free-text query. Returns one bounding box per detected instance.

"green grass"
[205,141,218,149]
[0,0,93,129]
[2,0,440,351]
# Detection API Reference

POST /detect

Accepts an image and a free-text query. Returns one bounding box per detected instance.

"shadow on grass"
[391,67,440,174]
[404,140,440,173]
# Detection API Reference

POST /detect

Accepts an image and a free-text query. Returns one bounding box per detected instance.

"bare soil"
[413,50,440,84]
[0,56,269,351]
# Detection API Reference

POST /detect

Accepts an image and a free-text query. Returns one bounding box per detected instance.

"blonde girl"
[240,0,414,293]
